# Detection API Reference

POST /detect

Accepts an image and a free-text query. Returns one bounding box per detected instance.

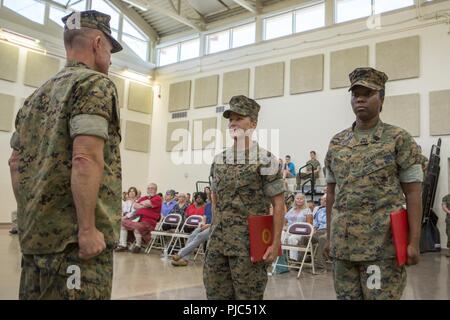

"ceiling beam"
[231,0,259,14]
[121,0,204,31]
[110,0,159,42]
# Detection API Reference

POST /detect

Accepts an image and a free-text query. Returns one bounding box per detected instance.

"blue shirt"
[204,202,212,224]
[161,200,177,217]
[314,206,327,230]
[286,162,296,176]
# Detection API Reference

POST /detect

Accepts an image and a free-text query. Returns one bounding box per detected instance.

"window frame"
[263,10,294,41]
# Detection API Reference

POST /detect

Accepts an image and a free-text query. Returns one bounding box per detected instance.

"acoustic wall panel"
[254,62,285,99]
[0,42,19,82]
[381,94,420,137]
[192,117,217,150]
[290,54,324,94]
[222,69,250,104]
[168,80,191,112]
[125,121,151,153]
[24,52,60,88]
[376,36,420,81]
[109,75,125,108]
[330,46,369,89]
[128,82,153,114]
[430,89,450,136]
[194,75,219,108]
[0,93,15,132]
[166,121,189,151]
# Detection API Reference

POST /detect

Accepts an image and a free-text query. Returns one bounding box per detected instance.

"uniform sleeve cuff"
[70,114,109,140]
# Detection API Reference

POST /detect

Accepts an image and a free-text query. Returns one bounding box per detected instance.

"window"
[374,0,414,14]
[158,44,178,66]
[180,38,200,61]
[3,0,45,25]
[207,30,230,54]
[335,0,372,23]
[91,0,120,34]
[295,3,325,33]
[122,18,148,61]
[49,1,87,27]
[232,23,255,48]
[264,12,293,40]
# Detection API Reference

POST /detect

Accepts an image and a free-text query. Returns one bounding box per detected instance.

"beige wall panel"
[0,93,15,132]
[109,75,126,108]
[222,69,250,104]
[128,82,153,114]
[168,80,191,112]
[0,42,19,82]
[192,117,217,150]
[430,90,450,136]
[376,36,420,81]
[166,121,189,151]
[254,62,285,99]
[24,52,60,88]
[381,94,420,137]
[125,121,151,153]
[194,75,219,108]
[330,46,369,89]
[290,54,324,94]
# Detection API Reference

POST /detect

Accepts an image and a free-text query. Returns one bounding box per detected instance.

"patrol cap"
[348,67,388,92]
[62,10,123,53]
[223,95,260,122]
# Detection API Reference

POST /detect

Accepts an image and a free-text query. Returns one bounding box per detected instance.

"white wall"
[151,2,450,247]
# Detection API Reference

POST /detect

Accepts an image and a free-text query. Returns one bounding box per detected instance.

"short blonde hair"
[294,193,307,210]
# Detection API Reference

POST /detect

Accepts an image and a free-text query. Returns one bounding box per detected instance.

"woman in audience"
[170,192,189,216]
[184,192,207,233]
[122,187,138,216]
[282,193,312,261]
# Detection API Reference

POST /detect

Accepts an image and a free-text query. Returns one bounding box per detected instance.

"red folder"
[248,215,282,263]
[390,208,409,266]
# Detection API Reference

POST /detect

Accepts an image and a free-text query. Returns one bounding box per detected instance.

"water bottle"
[163,248,168,260]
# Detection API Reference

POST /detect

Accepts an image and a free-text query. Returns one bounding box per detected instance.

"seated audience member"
[283,155,296,179]
[203,186,211,199]
[162,192,189,231]
[311,195,328,270]
[116,183,162,253]
[282,193,312,261]
[185,192,206,217]
[184,192,207,232]
[186,193,192,204]
[171,198,213,267]
[122,187,138,216]
[297,151,321,188]
[161,189,177,217]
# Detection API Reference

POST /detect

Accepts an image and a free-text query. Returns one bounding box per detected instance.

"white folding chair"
[272,222,317,278]
[145,213,182,254]
[168,215,203,255]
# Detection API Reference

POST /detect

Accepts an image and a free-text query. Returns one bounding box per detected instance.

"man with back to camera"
[9,10,123,299]
[324,67,423,300]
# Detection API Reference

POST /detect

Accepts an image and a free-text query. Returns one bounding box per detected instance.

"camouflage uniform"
[442,195,450,251]
[11,11,122,300]
[325,68,423,300]
[204,95,285,300]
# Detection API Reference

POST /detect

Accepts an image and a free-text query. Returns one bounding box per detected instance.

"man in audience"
[186,193,192,204]
[171,197,213,267]
[161,189,177,217]
[297,151,321,189]
[312,195,328,270]
[116,183,162,253]
[283,155,296,179]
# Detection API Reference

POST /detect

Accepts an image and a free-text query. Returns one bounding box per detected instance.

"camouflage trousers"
[446,214,450,248]
[19,243,113,300]
[203,248,269,300]
[333,259,406,300]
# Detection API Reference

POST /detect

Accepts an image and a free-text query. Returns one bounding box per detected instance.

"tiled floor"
[1,229,449,300]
